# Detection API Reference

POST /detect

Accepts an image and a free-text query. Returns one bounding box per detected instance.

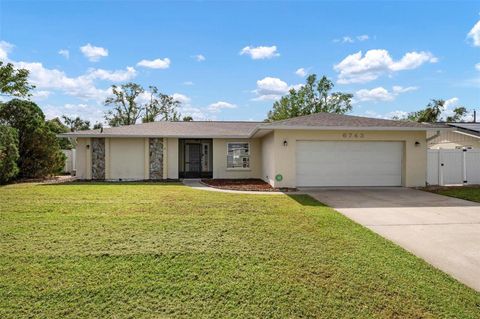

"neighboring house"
[428,123,480,149]
[60,113,448,188]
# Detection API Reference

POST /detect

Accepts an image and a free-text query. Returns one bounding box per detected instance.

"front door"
[185,143,202,178]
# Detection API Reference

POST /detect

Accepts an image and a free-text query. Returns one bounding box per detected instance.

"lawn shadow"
[39,180,183,186]
[287,194,328,207]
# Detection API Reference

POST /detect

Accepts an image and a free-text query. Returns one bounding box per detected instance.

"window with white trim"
[227,142,250,169]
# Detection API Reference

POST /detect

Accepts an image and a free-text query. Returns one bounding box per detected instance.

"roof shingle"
[59,113,448,138]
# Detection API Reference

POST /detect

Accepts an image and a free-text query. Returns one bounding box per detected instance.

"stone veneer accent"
[91,138,105,179]
[149,138,164,179]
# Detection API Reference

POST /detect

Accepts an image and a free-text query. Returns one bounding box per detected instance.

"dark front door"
[185,143,202,178]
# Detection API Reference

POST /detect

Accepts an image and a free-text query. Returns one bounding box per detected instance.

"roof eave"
[57,133,253,139]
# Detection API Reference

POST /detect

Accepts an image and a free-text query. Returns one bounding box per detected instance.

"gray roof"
[260,112,448,129]
[59,113,449,139]
[59,121,262,138]
[448,123,480,133]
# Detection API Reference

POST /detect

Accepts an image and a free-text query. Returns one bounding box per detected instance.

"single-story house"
[428,123,480,149]
[60,113,448,188]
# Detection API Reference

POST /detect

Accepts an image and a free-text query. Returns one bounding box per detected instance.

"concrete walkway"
[182,179,284,195]
[302,187,480,291]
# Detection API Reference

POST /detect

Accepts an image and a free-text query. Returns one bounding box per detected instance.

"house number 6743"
[342,133,364,138]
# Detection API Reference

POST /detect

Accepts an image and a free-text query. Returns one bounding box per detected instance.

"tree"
[405,99,445,123]
[402,99,469,123]
[46,118,73,150]
[93,122,103,130]
[182,115,193,122]
[0,125,19,184]
[105,83,183,125]
[61,115,91,132]
[104,83,144,127]
[267,74,353,121]
[157,93,181,121]
[142,86,182,122]
[446,107,468,123]
[0,61,35,97]
[0,99,65,178]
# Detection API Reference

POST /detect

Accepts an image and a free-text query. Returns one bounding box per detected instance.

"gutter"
[57,133,253,139]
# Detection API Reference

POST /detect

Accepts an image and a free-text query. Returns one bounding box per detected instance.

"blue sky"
[1,0,479,124]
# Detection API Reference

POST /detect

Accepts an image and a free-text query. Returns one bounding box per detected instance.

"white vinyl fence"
[62,149,76,174]
[427,149,480,186]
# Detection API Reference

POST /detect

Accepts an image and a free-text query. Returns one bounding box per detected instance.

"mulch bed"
[201,179,282,192]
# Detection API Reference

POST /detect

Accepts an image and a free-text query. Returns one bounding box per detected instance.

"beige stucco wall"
[212,138,262,179]
[260,133,275,185]
[428,130,480,149]
[76,137,150,180]
[109,138,146,180]
[75,138,89,179]
[267,130,427,188]
[167,138,179,179]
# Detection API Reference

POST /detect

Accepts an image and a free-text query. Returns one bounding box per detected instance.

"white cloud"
[357,34,369,41]
[15,61,113,102]
[252,77,290,101]
[193,54,205,62]
[356,87,394,102]
[86,67,137,82]
[32,90,52,100]
[137,58,171,69]
[172,93,191,104]
[362,110,408,120]
[80,43,108,62]
[334,49,438,84]
[207,101,237,112]
[444,97,459,108]
[0,40,13,60]
[183,81,194,86]
[240,45,279,60]
[180,105,212,121]
[475,63,480,71]
[467,20,480,47]
[355,85,418,102]
[334,35,370,43]
[43,103,105,124]
[387,110,408,119]
[58,49,69,59]
[392,85,418,93]
[295,68,307,77]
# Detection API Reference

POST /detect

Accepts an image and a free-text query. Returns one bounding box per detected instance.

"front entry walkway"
[302,187,480,291]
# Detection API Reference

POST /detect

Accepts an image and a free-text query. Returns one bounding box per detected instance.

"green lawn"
[1,183,479,318]
[431,186,480,203]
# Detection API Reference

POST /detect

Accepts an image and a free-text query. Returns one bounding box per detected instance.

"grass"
[429,186,480,203]
[0,182,479,318]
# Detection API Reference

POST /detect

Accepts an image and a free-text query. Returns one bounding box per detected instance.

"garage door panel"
[296,141,403,187]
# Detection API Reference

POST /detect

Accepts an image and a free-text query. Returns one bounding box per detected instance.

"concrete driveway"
[302,187,480,291]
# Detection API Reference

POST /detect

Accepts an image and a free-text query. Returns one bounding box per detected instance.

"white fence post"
[463,148,467,185]
[439,149,444,186]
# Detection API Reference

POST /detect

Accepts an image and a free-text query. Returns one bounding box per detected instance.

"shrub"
[0,125,19,184]
[0,99,65,178]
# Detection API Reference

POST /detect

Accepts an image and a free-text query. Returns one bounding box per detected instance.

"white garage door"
[296,141,403,187]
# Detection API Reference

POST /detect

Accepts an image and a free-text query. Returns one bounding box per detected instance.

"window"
[227,142,250,169]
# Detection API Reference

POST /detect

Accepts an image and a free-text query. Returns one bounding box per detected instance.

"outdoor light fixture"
[283,140,288,147]
[86,144,90,149]
[415,141,420,146]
